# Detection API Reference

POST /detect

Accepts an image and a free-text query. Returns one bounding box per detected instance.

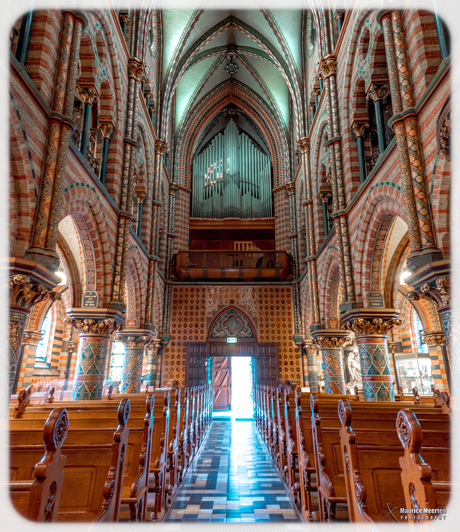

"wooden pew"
[10,398,130,522]
[397,409,450,511]
[177,388,190,483]
[282,389,300,507]
[10,407,68,521]
[337,398,450,523]
[165,389,181,507]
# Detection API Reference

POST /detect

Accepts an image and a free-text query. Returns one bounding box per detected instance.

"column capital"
[422,331,446,346]
[65,308,125,336]
[351,121,369,138]
[313,88,321,96]
[303,339,318,354]
[342,308,401,336]
[311,329,353,349]
[366,83,389,103]
[98,122,114,139]
[297,137,310,154]
[128,57,145,82]
[155,139,168,154]
[286,181,296,196]
[22,330,44,346]
[119,13,130,24]
[134,186,146,204]
[319,191,332,204]
[407,269,450,310]
[319,55,337,79]
[170,182,180,194]
[77,85,97,104]
[334,9,345,21]
[9,273,60,311]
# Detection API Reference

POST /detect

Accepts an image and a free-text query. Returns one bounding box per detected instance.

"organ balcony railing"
[174,250,292,282]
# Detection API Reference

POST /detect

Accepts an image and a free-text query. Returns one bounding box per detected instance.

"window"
[413,312,428,353]
[35,310,53,364]
[109,340,126,382]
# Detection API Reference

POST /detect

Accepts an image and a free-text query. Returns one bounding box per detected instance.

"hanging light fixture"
[225,47,238,75]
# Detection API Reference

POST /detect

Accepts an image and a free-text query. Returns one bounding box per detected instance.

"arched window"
[109,340,126,381]
[35,308,55,366]
[413,312,428,354]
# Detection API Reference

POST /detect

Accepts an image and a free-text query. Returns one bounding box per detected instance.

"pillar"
[145,339,161,390]
[8,270,60,396]
[15,11,33,65]
[343,309,401,401]
[310,101,315,123]
[109,58,144,312]
[297,138,321,330]
[423,331,451,392]
[286,182,303,343]
[65,309,124,400]
[98,123,113,184]
[118,332,149,393]
[351,121,369,183]
[133,187,146,238]
[366,83,388,155]
[25,11,87,272]
[303,340,319,392]
[378,10,443,272]
[312,330,352,394]
[320,56,357,311]
[120,13,129,39]
[319,191,331,235]
[17,331,44,390]
[78,86,96,156]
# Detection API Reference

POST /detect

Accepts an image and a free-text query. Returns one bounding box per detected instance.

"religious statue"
[347,349,362,388]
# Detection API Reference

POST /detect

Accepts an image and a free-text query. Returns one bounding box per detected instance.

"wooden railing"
[174,250,292,281]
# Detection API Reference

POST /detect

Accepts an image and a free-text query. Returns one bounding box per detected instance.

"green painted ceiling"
[161,7,303,146]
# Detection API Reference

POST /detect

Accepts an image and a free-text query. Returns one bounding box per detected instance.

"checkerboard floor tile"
[165,420,300,523]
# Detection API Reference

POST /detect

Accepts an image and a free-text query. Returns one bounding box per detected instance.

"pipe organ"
[191,120,273,218]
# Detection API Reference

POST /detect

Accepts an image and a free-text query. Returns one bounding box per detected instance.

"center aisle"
[165,419,301,523]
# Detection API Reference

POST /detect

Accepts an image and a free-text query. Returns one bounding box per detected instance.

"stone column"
[286,182,302,343]
[133,187,146,238]
[17,331,44,390]
[8,269,60,395]
[165,183,179,280]
[98,122,113,184]
[351,121,369,183]
[320,56,357,311]
[109,57,144,311]
[312,330,352,394]
[423,331,451,392]
[303,340,319,392]
[378,10,443,271]
[65,309,124,400]
[25,11,87,272]
[319,191,332,235]
[366,83,388,155]
[145,339,161,390]
[297,137,321,330]
[343,309,401,401]
[77,86,97,156]
[118,332,149,393]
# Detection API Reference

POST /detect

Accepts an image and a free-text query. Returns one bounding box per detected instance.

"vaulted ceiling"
[159,6,305,156]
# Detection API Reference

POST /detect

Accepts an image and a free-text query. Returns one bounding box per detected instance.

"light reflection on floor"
[164,419,300,523]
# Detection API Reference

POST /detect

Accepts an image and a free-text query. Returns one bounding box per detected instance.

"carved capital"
[313,88,321,96]
[155,139,168,155]
[297,137,310,154]
[414,276,450,309]
[77,85,96,104]
[64,317,122,337]
[170,182,180,194]
[436,276,450,306]
[422,331,446,347]
[438,110,451,162]
[128,58,145,82]
[345,317,402,336]
[68,340,78,354]
[303,340,318,355]
[319,56,336,79]
[315,335,353,350]
[286,182,296,196]
[10,275,61,311]
[366,83,388,103]
[352,122,369,138]
[119,13,130,24]
[147,339,162,355]
[98,122,114,139]
[319,191,332,204]
[334,9,345,21]
[22,331,44,346]
[134,187,146,204]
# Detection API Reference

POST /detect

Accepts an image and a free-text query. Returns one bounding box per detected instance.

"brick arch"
[56,235,82,308]
[79,30,97,88]
[319,246,340,326]
[174,80,288,188]
[9,95,38,258]
[368,26,389,85]
[126,246,147,326]
[352,186,406,301]
[60,189,112,305]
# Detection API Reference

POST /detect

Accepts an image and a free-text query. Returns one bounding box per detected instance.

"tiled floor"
[165,419,301,523]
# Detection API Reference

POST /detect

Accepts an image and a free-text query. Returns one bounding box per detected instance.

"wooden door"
[212,357,231,410]
[256,343,279,387]
[185,343,209,387]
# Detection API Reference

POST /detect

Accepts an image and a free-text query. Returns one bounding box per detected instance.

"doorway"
[212,356,254,419]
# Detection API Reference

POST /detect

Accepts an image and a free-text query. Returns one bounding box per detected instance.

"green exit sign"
[227,337,237,343]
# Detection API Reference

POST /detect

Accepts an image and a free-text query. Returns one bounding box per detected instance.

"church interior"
[6,1,454,526]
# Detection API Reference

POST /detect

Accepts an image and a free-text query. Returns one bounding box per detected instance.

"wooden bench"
[9,398,130,522]
[9,407,68,521]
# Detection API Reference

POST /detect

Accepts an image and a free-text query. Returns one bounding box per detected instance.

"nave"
[165,419,300,524]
